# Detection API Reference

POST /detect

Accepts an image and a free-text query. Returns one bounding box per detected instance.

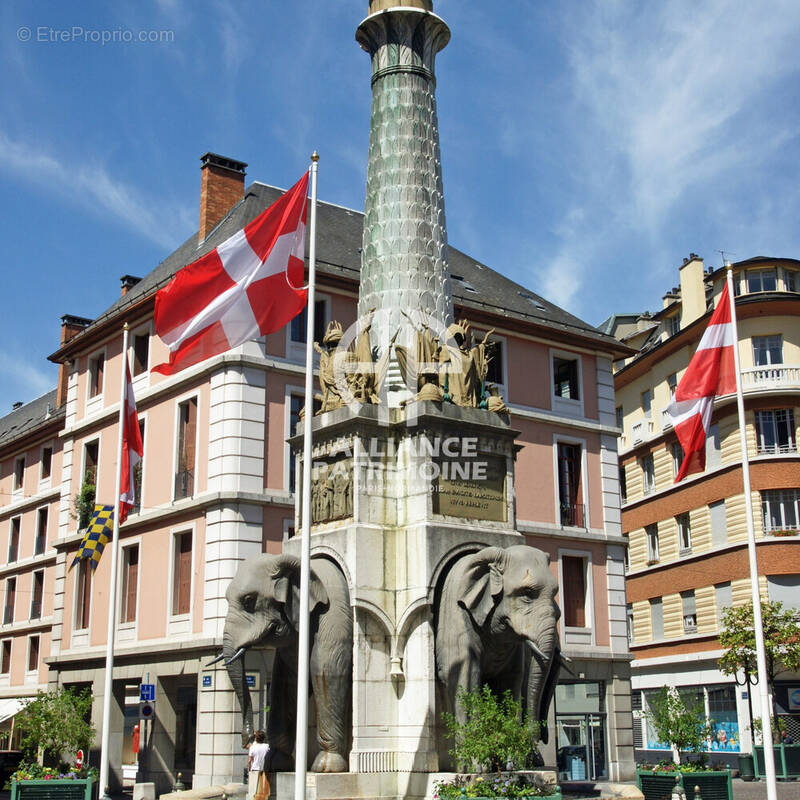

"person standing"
[247,730,270,800]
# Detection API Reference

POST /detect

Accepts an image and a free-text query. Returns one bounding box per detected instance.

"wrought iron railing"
[174,469,194,500]
[560,502,585,528]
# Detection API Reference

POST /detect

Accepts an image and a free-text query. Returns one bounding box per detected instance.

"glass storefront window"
[555,682,607,781]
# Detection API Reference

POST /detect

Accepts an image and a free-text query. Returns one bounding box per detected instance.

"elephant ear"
[457,547,507,628]
[271,554,329,630]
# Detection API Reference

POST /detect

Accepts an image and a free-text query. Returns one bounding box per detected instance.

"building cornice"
[0,487,61,521]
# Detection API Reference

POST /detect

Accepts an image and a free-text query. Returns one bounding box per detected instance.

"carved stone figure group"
[311,460,353,523]
[313,311,506,413]
[219,543,561,774]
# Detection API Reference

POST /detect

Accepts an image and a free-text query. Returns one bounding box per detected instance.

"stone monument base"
[268,770,558,800]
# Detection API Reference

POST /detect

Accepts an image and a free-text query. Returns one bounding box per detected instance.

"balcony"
[560,502,585,528]
[632,420,654,444]
[174,469,194,500]
[29,601,41,620]
[3,606,14,625]
[740,364,800,392]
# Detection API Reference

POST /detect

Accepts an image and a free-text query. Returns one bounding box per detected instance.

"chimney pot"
[57,315,92,407]
[120,275,142,297]
[199,152,247,241]
[12,401,23,410]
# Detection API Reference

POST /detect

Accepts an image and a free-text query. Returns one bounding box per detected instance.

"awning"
[0,697,33,725]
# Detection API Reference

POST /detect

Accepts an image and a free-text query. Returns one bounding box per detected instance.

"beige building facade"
[608,255,800,764]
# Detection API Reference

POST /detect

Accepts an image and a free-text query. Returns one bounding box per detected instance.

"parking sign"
[140,683,156,702]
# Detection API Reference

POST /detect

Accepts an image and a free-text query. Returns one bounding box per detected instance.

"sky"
[1,0,799,414]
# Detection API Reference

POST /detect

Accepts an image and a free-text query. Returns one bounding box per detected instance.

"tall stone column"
[356,0,454,398]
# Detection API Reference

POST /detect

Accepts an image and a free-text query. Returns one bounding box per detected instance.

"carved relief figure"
[440,320,495,408]
[217,554,353,773]
[314,321,346,413]
[394,310,444,402]
[434,545,562,761]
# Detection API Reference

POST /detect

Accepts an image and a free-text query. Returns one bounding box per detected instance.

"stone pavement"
[730,779,799,799]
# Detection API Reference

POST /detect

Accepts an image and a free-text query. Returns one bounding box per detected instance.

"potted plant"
[436,685,560,799]
[8,688,97,800]
[637,688,732,800]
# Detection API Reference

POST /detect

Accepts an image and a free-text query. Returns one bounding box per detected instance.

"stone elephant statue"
[435,545,562,746]
[215,553,352,773]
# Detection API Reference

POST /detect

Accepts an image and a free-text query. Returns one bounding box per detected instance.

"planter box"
[468,792,561,800]
[11,778,95,800]
[753,743,800,779]
[637,769,732,800]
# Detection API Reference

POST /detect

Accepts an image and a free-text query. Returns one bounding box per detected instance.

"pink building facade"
[0,154,634,788]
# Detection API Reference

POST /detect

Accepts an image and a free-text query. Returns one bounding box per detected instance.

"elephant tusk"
[527,641,549,664]
[205,652,227,667]
[558,651,576,676]
[224,647,246,666]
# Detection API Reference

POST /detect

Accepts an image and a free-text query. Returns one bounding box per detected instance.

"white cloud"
[0,351,54,407]
[0,131,192,250]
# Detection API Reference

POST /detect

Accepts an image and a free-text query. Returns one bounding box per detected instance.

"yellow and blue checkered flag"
[71,504,114,571]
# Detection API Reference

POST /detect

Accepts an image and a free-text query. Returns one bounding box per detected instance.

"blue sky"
[1,0,799,413]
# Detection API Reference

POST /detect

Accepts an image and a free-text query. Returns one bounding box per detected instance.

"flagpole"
[295,153,319,800]
[725,266,778,800]
[99,323,129,800]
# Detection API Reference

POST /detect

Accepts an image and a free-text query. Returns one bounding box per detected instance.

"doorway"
[555,682,607,781]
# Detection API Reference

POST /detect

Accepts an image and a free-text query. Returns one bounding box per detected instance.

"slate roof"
[62,182,627,355]
[0,389,62,450]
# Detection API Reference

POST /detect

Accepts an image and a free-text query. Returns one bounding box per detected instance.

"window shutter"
[126,547,139,622]
[174,533,192,615]
[562,556,586,627]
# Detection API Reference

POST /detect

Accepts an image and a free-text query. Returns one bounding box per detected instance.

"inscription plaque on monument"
[432,455,506,522]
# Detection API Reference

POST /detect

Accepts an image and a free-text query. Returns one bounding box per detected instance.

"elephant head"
[219,553,328,747]
[458,545,561,738]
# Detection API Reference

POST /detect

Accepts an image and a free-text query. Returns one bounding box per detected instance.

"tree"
[15,688,95,766]
[645,687,711,765]
[442,684,539,776]
[718,601,800,724]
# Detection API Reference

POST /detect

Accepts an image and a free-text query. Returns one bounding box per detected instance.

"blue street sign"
[140,683,156,702]
[202,675,212,688]
[246,675,256,688]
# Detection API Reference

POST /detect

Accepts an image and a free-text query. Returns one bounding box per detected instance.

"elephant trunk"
[224,632,253,748]
[526,628,557,745]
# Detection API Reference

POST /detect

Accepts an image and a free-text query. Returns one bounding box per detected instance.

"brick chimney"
[120,275,142,296]
[57,315,92,407]
[198,153,247,241]
[679,253,706,327]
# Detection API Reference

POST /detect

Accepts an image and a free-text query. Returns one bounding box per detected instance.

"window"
[677,512,692,552]
[619,466,627,504]
[175,398,197,500]
[626,604,634,644]
[715,582,732,628]
[623,545,630,574]
[40,446,52,481]
[761,488,800,533]
[672,442,684,478]
[785,270,797,293]
[172,531,192,616]
[4,578,15,625]
[667,315,680,337]
[615,406,623,429]
[1,641,10,674]
[682,591,697,632]
[557,443,584,527]
[120,545,139,624]
[752,335,783,367]
[553,356,580,400]
[132,332,150,377]
[667,373,677,399]
[133,419,145,514]
[289,394,303,493]
[767,574,800,612]
[562,556,587,627]
[83,440,99,485]
[88,352,105,398]
[290,299,327,345]
[30,571,43,620]
[483,337,505,387]
[755,409,796,454]
[13,457,24,492]
[8,518,20,563]
[710,500,727,547]
[641,454,655,494]
[746,268,777,293]
[75,560,92,630]
[641,389,651,418]
[646,524,659,564]
[27,635,39,673]
[650,598,663,640]
[35,507,47,556]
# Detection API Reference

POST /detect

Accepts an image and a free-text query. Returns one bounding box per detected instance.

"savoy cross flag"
[152,172,310,375]
[667,282,736,481]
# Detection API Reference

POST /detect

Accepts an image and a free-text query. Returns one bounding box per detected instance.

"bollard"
[693,785,702,800]
[173,772,186,792]
[671,774,686,799]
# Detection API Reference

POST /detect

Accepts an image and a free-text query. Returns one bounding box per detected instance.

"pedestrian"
[781,729,794,744]
[247,730,270,800]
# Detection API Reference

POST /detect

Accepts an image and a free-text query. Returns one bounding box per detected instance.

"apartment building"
[608,255,800,765]
[0,152,636,788]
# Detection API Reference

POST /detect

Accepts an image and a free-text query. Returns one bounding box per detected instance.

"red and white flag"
[668,282,737,481]
[119,363,143,523]
[152,172,309,375]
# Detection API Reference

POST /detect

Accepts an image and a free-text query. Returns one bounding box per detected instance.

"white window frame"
[0,638,11,680]
[472,329,508,399]
[641,453,655,494]
[29,569,44,620]
[25,634,40,677]
[129,321,153,387]
[172,392,200,502]
[286,293,331,362]
[552,434,590,530]
[118,537,142,642]
[282,518,295,543]
[761,489,800,533]
[626,604,634,644]
[754,408,796,455]
[646,524,659,564]
[641,389,652,419]
[132,411,147,516]
[284,385,306,493]
[80,436,102,485]
[85,346,107,412]
[34,505,48,557]
[681,590,698,633]
[677,512,692,553]
[167,525,195,635]
[38,441,54,487]
[746,267,777,294]
[667,373,677,399]
[4,578,15,624]
[672,442,684,478]
[549,347,584,417]
[8,517,20,564]
[72,560,92,645]
[12,455,25,496]
[783,268,797,293]
[752,335,783,367]
[557,548,595,648]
